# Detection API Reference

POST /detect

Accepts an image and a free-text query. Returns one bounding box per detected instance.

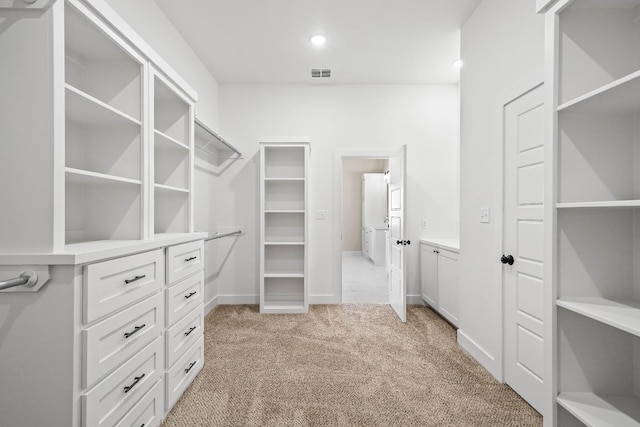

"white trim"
[309,294,340,304]
[204,296,219,315]
[333,149,394,305]
[457,329,501,380]
[259,136,311,144]
[406,294,423,305]
[217,294,259,305]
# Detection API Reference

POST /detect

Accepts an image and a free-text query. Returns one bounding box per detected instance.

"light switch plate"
[480,207,490,223]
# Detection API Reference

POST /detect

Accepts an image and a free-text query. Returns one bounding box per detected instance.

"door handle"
[396,240,411,246]
[501,254,514,265]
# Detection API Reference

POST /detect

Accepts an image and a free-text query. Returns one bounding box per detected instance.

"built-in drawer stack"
[164,240,205,413]
[81,249,166,427]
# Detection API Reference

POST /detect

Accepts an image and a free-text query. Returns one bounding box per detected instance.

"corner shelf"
[557,393,640,427]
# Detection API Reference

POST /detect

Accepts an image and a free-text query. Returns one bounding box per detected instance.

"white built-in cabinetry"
[544,1,640,425]
[420,239,459,327]
[260,141,310,313]
[363,226,387,266]
[0,1,205,425]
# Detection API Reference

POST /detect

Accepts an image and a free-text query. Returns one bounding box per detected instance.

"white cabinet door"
[420,244,438,308]
[437,249,459,326]
[367,228,375,261]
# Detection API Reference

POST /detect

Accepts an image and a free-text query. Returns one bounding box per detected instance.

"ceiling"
[153,0,481,85]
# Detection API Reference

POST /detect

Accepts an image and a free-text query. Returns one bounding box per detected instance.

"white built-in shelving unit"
[545,0,640,425]
[260,141,309,313]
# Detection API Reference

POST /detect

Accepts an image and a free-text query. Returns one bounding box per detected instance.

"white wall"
[458,0,544,378]
[103,0,223,308]
[217,84,459,303]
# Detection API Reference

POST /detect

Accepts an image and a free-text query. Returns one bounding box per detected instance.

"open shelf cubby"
[556,309,640,426]
[263,277,306,311]
[65,175,141,244]
[558,0,640,107]
[154,189,189,234]
[264,212,305,243]
[154,76,190,146]
[65,4,142,122]
[264,245,304,276]
[264,146,305,179]
[265,180,304,211]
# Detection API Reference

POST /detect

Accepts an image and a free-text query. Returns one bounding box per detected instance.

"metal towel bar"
[0,271,38,290]
[205,230,243,242]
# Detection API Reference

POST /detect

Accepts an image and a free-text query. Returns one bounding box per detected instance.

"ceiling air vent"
[311,68,331,78]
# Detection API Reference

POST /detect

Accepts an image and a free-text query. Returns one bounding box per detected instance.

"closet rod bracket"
[0,265,51,292]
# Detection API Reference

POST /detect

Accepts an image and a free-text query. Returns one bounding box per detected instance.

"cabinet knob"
[500,254,514,265]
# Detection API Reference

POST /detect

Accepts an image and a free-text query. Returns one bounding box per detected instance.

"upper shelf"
[558,70,640,114]
[194,117,242,171]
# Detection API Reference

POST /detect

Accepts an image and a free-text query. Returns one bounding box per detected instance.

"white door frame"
[496,72,544,383]
[333,149,394,303]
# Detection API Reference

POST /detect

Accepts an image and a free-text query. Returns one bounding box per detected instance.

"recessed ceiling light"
[452,59,463,69]
[311,35,326,47]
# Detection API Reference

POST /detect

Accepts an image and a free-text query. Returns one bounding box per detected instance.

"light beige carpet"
[162,305,542,426]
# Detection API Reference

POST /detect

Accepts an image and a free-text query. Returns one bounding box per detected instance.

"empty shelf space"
[264,242,305,246]
[557,392,640,427]
[155,130,189,151]
[557,298,640,337]
[264,178,304,182]
[66,167,142,186]
[66,84,141,126]
[558,70,640,114]
[154,183,189,194]
[264,210,305,214]
[557,200,640,209]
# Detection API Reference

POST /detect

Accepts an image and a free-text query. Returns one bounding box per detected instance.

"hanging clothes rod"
[0,271,38,290]
[205,229,244,242]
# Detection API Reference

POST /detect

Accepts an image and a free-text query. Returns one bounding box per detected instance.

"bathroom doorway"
[341,158,390,304]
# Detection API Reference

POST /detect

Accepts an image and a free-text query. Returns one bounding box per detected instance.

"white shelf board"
[558,69,640,114]
[264,242,305,246]
[66,167,141,186]
[557,297,640,337]
[264,271,304,278]
[262,301,306,313]
[557,200,640,209]
[66,84,141,126]
[264,210,305,214]
[154,129,188,151]
[264,178,305,182]
[557,392,640,427]
[154,183,189,194]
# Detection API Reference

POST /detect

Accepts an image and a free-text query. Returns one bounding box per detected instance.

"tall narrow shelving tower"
[260,140,310,313]
[545,0,640,425]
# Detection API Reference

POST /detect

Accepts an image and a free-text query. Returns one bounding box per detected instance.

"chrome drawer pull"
[124,324,146,339]
[123,373,145,393]
[185,256,197,262]
[184,361,197,374]
[184,291,197,299]
[124,274,146,284]
[184,326,196,337]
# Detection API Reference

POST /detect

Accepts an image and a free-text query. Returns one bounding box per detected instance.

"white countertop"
[419,238,460,253]
[0,232,208,266]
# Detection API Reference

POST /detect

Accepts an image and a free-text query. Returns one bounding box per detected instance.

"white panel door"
[389,145,407,322]
[503,84,545,414]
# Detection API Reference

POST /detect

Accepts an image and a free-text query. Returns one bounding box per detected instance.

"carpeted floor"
[162,304,542,426]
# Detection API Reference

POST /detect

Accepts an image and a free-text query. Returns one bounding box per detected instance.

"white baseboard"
[204,296,219,315]
[457,329,501,381]
[406,294,423,305]
[309,294,341,304]
[217,294,259,305]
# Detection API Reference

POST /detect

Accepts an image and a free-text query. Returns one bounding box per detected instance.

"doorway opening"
[341,157,390,304]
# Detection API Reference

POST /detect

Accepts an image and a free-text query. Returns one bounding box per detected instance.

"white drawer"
[114,378,163,427]
[84,293,163,388]
[166,336,204,412]
[84,249,164,324]
[83,338,163,427]
[166,271,203,327]
[166,240,203,284]
[166,305,203,368]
